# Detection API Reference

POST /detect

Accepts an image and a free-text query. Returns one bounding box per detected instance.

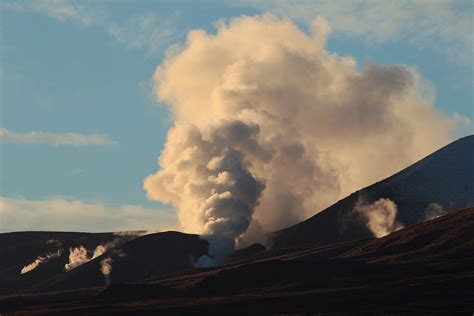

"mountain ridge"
[270,135,474,248]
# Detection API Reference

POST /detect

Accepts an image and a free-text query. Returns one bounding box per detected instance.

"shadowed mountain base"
[1,207,472,315]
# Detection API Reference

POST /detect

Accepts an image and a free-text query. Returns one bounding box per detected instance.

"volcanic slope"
[0,231,208,295]
[270,135,474,248]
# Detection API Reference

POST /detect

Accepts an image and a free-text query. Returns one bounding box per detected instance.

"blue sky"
[0,0,472,232]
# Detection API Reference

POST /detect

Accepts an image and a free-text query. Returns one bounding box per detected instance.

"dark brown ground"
[1,207,473,315]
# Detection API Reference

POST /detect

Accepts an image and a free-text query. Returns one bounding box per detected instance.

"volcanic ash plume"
[100,257,113,285]
[355,198,403,238]
[20,249,62,274]
[147,122,265,265]
[144,14,464,257]
[64,244,107,271]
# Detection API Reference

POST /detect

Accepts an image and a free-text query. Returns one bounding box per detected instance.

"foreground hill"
[1,207,472,314]
[270,135,474,248]
[0,231,208,295]
[0,231,118,295]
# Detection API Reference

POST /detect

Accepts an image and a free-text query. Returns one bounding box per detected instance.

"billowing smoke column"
[144,14,463,261]
[146,122,265,265]
[354,198,403,238]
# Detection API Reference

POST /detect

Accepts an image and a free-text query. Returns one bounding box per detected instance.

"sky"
[0,0,472,233]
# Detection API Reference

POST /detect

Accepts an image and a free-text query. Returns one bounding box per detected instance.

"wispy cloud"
[0,196,177,233]
[0,128,118,146]
[247,0,473,65]
[3,0,106,27]
[3,0,179,55]
[106,12,179,56]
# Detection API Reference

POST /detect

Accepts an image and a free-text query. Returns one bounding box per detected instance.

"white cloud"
[247,0,473,65]
[0,128,118,146]
[0,196,178,233]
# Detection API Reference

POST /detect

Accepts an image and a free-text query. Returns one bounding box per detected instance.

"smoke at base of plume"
[144,14,466,256]
[194,236,236,267]
[355,198,403,238]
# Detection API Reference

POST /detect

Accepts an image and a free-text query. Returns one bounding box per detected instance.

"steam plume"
[93,245,107,258]
[20,240,63,274]
[64,244,107,271]
[355,198,403,238]
[424,203,447,221]
[20,249,62,274]
[144,15,463,258]
[100,257,113,285]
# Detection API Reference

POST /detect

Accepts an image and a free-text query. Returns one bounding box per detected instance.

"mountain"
[0,231,208,295]
[1,207,472,314]
[270,135,474,249]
